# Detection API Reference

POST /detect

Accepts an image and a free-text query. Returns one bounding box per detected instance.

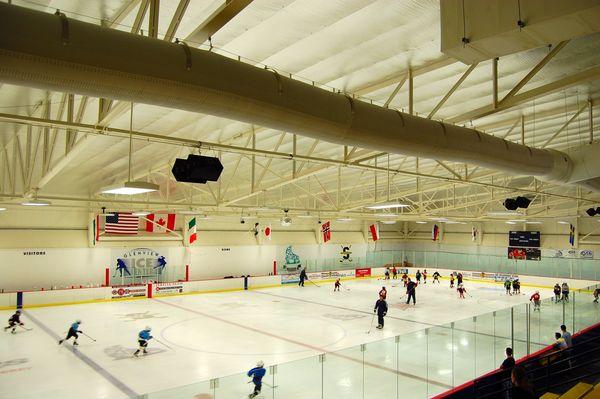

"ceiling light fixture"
[297,214,315,219]
[557,221,571,225]
[487,211,522,216]
[0,207,6,211]
[132,211,151,216]
[100,103,159,195]
[365,202,409,210]
[415,221,428,224]
[22,199,51,206]
[380,220,397,224]
[374,213,398,218]
[525,221,542,224]
[506,221,517,225]
[337,218,353,222]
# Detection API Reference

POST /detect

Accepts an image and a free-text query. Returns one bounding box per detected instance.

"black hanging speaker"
[172,155,223,184]
[515,196,531,209]
[586,208,597,217]
[503,198,518,211]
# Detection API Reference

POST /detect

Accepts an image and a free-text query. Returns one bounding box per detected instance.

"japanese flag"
[146,213,176,233]
[264,225,272,240]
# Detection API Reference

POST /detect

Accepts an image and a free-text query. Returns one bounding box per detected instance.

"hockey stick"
[153,337,172,349]
[366,313,376,334]
[248,381,278,389]
[82,332,97,342]
[18,324,33,331]
[307,279,321,288]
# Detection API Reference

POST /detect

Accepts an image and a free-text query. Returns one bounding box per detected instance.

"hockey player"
[423,269,428,284]
[334,278,341,292]
[384,268,390,280]
[402,272,408,287]
[432,271,441,284]
[530,291,541,311]
[299,268,307,287]
[4,310,24,334]
[553,284,562,302]
[406,278,417,305]
[133,326,153,356]
[374,295,388,329]
[512,279,521,295]
[450,274,455,288]
[247,360,266,398]
[594,288,600,303]
[457,283,467,299]
[379,286,387,300]
[504,279,512,296]
[415,270,422,284]
[59,320,83,346]
[392,266,398,279]
[457,273,463,285]
[561,283,570,302]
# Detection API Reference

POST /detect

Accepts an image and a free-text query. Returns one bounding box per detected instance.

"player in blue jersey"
[247,360,266,398]
[134,326,153,357]
[59,320,83,346]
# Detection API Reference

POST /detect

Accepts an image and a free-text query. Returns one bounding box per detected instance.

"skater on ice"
[247,360,266,398]
[391,266,398,279]
[384,268,390,280]
[457,283,467,299]
[59,320,83,346]
[374,295,388,330]
[415,270,422,284]
[133,326,153,356]
[298,267,307,287]
[379,286,387,300]
[4,310,24,334]
[450,274,455,288]
[530,291,541,311]
[594,288,600,303]
[432,271,440,284]
[402,272,408,287]
[456,272,463,286]
[334,278,341,292]
[512,279,520,295]
[504,279,512,295]
[553,283,562,302]
[561,283,570,302]
[406,278,417,305]
[423,269,427,284]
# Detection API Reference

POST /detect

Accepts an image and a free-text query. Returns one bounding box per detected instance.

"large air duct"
[0,3,591,189]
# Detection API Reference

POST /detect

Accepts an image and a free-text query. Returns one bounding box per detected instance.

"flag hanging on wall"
[188,217,197,244]
[432,224,439,241]
[105,213,139,234]
[264,224,272,240]
[145,213,176,233]
[322,221,331,243]
[569,224,575,246]
[471,226,478,242]
[369,224,379,241]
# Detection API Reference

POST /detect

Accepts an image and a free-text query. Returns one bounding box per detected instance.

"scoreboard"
[509,231,540,247]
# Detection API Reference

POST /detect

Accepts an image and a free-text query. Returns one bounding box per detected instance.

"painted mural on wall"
[339,245,353,263]
[111,248,167,283]
[283,246,302,271]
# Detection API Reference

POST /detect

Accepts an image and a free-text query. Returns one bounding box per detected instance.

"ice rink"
[0,277,573,398]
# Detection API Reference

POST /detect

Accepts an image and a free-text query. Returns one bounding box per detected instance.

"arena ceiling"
[0,0,599,223]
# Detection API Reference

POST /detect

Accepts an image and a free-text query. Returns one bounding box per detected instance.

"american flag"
[105,213,139,234]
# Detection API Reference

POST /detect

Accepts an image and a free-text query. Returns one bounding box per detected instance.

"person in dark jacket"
[510,366,537,399]
[374,296,388,329]
[4,310,24,334]
[299,268,307,287]
[406,278,417,305]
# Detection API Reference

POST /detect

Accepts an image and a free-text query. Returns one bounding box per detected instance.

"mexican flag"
[188,217,197,244]
[145,213,176,233]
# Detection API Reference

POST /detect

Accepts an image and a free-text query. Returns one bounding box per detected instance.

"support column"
[521,115,525,145]
[589,99,594,144]
[492,58,498,109]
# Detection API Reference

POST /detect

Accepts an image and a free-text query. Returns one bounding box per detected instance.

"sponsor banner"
[508,247,541,261]
[307,270,355,281]
[466,272,517,282]
[154,283,184,295]
[355,268,372,278]
[548,249,594,259]
[281,273,300,284]
[111,286,146,299]
[111,247,168,284]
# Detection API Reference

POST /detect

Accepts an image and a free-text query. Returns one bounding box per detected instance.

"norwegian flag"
[145,213,176,233]
[369,223,379,241]
[432,224,440,241]
[322,221,331,243]
[264,224,272,240]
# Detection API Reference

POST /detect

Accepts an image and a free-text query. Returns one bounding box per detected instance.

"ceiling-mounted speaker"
[586,208,597,217]
[515,196,531,209]
[596,207,600,215]
[503,198,518,211]
[172,155,224,184]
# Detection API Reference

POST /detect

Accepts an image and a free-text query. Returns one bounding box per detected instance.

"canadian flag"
[264,225,272,240]
[146,213,176,233]
[369,224,379,241]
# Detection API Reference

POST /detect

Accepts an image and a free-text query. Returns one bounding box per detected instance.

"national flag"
[432,224,439,241]
[471,226,478,242]
[369,223,379,241]
[145,213,176,233]
[264,224,271,240]
[105,213,139,234]
[188,217,197,244]
[569,224,575,246]
[322,221,331,243]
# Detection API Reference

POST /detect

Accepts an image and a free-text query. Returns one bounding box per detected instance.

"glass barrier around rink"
[141,282,600,399]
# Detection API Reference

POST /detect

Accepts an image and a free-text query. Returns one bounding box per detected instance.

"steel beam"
[186,0,254,45]
[428,63,478,119]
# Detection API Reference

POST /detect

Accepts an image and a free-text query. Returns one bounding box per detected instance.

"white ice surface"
[2,277,594,399]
